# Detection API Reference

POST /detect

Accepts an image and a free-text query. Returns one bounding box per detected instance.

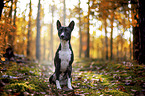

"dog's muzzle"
[60,32,68,40]
[60,35,64,39]
[60,32,64,39]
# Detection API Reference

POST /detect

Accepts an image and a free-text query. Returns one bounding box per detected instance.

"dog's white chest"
[59,49,71,72]
[59,40,71,72]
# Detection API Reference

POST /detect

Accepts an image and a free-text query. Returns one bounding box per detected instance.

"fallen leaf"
[131,89,137,92]
[1,57,5,61]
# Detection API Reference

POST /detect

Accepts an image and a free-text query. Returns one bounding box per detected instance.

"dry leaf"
[1,57,5,61]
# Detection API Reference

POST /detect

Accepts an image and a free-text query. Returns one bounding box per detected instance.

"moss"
[104,90,130,96]
[4,82,37,93]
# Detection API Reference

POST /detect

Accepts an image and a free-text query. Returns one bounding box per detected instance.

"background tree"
[63,0,66,25]
[50,1,55,60]
[110,11,114,60]
[27,0,32,57]
[78,0,82,58]
[72,0,83,58]
[0,0,4,20]
[13,0,17,26]
[36,0,41,60]
[85,0,90,58]
[138,0,145,64]
[0,0,140,63]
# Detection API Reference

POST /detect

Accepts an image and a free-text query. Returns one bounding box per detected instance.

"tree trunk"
[43,36,46,60]
[9,0,13,23]
[110,11,114,60]
[27,0,32,57]
[133,26,139,61]
[0,0,4,20]
[120,33,124,60]
[78,0,82,58]
[85,0,90,58]
[13,0,17,26]
[127,2,132,60]
[97,43,99,59]
[104,19,108,60]
[129,31,132,60]
[12,0,17,50]
[50,5,54,61]
[117,24,119,60]
[132,0,140,62]
[8,0,13,45]
[63,0,66,25]
[138,0,145,64]
[22,15,26,55]
[117,43,119,59]
[36,0,41,60]
[101,37,105,60]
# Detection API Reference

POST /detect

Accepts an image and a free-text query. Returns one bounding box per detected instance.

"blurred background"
[0,0,139,62]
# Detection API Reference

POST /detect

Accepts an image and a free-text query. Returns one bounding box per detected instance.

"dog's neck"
[60,40,70,50]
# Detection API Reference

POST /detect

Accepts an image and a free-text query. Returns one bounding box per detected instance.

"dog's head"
[57,20,75,41]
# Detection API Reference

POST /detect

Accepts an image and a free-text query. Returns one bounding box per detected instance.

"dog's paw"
[56,80,62,90]
[67,78,73,90]
[57,86,62,90]
[67,82,73,90]
[68,86,73,90]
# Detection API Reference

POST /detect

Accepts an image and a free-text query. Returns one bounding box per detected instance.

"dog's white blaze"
[60,32,64,36]
[56,80,61,89]
[68,78,73,89]
[59,40,71,72]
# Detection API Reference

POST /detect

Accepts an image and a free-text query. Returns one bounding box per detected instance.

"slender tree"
[78,0,82,58]
[43,35,46,60]
[129,30,132,59]
[50,3,54,60]
[104,19,108,60]
[13,0,17,25]
[63,0,66,25]
[138,0,145,64]
[8,0,18,46]
[131,0,139,61]
[9,0,13,23]
[110,11,114,60]
[85,0,90,58]
[8,0,14,45]
[36,0,41,60]
[27,0,32,57]
[0,0,4,20]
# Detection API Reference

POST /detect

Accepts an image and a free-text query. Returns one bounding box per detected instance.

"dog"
[49,20,75,90]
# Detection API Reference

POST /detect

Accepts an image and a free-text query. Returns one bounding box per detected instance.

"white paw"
[56,80,61,89]
[67,78,73,89]
[68,85,73,90]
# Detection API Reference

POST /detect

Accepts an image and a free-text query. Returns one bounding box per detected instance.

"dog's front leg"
[67,66,73,89]
[55,65,61,89]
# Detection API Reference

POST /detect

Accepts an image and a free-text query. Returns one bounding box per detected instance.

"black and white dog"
[49,20,75,90]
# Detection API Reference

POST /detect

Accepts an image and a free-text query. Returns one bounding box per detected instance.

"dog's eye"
[65,29,70,32]
[66,28,71,32]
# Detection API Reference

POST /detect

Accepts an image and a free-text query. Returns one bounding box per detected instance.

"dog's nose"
[60,35,64,39]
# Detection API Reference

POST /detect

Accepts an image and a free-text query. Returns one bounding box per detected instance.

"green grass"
[72,59,145,95]
[0,61,51,96]
[0,59,145,95]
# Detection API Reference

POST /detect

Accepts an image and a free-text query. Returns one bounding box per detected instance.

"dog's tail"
[49,74,56,85]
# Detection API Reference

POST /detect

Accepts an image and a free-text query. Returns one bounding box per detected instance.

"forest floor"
[0,58,145,96]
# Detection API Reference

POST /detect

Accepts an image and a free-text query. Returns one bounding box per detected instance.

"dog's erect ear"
[57,20,61,30]
[68,21,75,31]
